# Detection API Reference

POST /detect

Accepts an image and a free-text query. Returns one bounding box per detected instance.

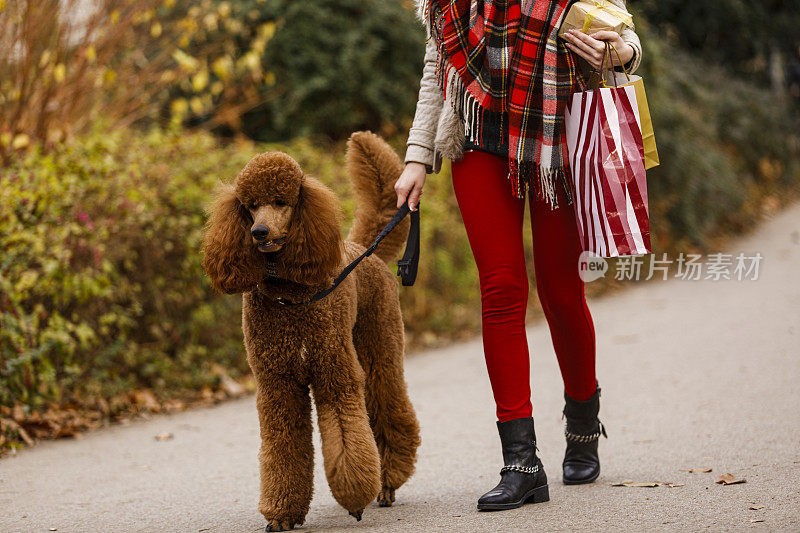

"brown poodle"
[202,132,421,531]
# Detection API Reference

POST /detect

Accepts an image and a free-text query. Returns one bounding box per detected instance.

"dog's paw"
[377,487,395,507]
[265,519,296,532]
[348,509,363,521]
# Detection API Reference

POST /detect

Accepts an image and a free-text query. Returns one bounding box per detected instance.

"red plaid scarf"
[426,0,580,205]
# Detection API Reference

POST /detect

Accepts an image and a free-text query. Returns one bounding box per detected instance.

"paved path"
[2,205,800,532]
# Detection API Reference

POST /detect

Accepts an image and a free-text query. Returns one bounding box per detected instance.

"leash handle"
[396,207,420,286]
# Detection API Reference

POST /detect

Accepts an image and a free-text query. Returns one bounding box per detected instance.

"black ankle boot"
[477,417,549,511]
[562,386,607,485]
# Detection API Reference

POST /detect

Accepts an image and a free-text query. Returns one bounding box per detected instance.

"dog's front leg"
[309,330,381,520]
[253,373,313,531]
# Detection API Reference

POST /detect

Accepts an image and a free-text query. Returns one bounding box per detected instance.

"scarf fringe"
[443,56,573,209]
[508,162,573,208]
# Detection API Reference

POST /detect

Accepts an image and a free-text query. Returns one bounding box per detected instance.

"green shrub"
[634,18,800,251]
[0,127,478,410]
[3,18,799,434]
[2,0,424,159]
[221,0,425,140]
[0,128,255,407]
[634,0,800,83]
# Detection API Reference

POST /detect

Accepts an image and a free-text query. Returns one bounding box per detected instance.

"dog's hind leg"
[252,373,314,532]
[353,282,421,507]
[308,327,381,519]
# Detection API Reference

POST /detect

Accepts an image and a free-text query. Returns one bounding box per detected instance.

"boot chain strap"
[500,464,540,475]
[564,421,608,443]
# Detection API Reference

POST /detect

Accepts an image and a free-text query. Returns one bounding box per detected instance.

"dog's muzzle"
[256,236,286,252]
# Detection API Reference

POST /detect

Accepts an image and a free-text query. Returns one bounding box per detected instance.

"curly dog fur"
[203,132,421,531]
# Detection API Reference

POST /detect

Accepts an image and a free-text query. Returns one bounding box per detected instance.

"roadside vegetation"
[2,0,798,453]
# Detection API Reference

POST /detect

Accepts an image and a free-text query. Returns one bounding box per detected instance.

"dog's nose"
[251,225,270,241]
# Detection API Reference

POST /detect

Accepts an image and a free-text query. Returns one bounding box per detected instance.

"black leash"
[275,201,420,306]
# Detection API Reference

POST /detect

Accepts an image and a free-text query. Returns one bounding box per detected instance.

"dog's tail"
[346,131,411,264]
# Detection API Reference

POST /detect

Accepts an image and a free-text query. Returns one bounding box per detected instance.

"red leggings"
[452,150,597,422]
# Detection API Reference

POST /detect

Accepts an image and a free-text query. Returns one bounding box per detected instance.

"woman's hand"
[561,29,633,71]
[395,162,427,211]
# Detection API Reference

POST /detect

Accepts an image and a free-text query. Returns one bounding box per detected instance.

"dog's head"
[237,152,302,254]
[202,152,343,294]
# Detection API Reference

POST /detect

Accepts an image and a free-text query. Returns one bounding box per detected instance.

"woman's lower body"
[451,149,605,509]
[451,149,597,419]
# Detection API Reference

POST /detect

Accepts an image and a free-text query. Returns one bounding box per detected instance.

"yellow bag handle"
[597,42,631,89]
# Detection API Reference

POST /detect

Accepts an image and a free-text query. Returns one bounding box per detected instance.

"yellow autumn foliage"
[0,0,280,161]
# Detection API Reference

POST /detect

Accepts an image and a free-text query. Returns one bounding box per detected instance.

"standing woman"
[395,0,642,510]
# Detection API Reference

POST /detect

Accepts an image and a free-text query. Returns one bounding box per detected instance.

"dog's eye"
[275,199,286,207]
[247,203,257,211]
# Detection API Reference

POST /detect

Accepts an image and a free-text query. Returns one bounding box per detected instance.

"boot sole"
[477,484,550,511]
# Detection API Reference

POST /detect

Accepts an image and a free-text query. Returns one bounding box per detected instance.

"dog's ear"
[280,176,343,286]
[203,183,266,294]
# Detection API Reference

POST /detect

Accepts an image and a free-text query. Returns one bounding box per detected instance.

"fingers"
[564,42,603,70]
[395,182,409,208]
[586,31,632,67]
[395,164,426,209]
[407,183,423,211]
[589,30,621,42]
[564,42,597,68]
[567,29,604,50]
[394,182,423,210]
[395,169,410,208]
[563,29,607,70]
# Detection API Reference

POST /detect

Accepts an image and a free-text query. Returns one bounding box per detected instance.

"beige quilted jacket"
[405,0,643,173]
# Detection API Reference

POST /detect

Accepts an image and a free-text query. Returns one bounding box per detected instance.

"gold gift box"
[558,0,633,37]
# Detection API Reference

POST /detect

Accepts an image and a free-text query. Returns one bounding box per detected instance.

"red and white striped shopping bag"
[564,74,652,257]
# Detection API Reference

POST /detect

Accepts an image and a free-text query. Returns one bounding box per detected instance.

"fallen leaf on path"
[3,419,35,446]
[680,467,712,473]
[611,480,659,487]
[221,377,244,397]
[750,505,765,510]
[611,480,683,488]
[716,473,746,485]
[17,426,34,446]
[163,399,186,412]
[2,377,254,454]
[210,364,246,397]
[154,432,173,441]
[132,390,160,412]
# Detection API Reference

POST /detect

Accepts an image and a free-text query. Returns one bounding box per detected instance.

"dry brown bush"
[0,0,278,162]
